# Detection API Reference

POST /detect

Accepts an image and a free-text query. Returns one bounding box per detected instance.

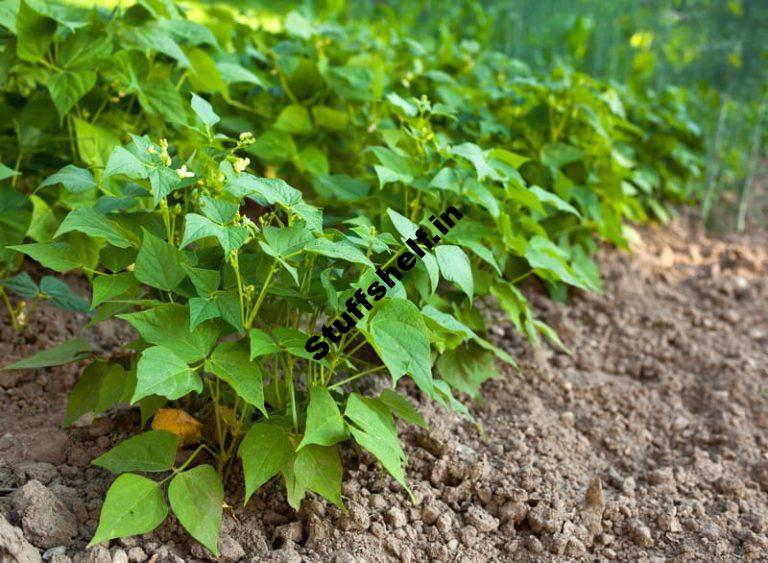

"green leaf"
[27,195,58,243]
[63,361,134,426]
[48,70,96,119]
[421,305,514,365]
[39,276,89,313]
[181,214,248,254]
[528,186,581,217]
[38,165,96,193]
[345,394,410,494]
[435,245,473,301]
[134,229,188,291]
[9,239,97,272]
[190,93,220,128]
[305,237,373,267]
[132,345,202,403]
[450,143,497,181]
[92,430,178,473]
[312,105,348,131]
[282,463,306,510]
[0,162,18,181]
[0,272,38,299]
[123,22,189,67]
[188,49,227,95]
[3,338,92,370]
[59,25,112,69]
[293,445,343,508]
[272,327,323,362]
[298,387,347,449]
[184,267,220,297]
[525,235,592,290]
[92,273,139,308]
[247,130,296,163]
[248,328,280,358]
[199,195,238,224]
[313,175,369,202]
[216,61,265,86]
[386,208,418,239]
[436,345,498,398]
[260,225,313,257]
[55,208,133,249]
[359,299,433,393]
[541,142,585,168]
[118,304,220,363]
[239,420,293,502]
[168,465,223,556]
[180,214,221,247]
[215,291,243,332]
[74,117,120,169]
[189,297,220,330]
[206,342,266,416]
[140,395,166,427]
[226,175,302,207]
[89,474,168,546]
[104,147,148,180]
[149,166,182,205]
[165,19,218,47]
[379,388,427,428]
[16,0,56,62]
[274,104,312,134]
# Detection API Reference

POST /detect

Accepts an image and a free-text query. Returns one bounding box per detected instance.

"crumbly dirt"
[1,209,767,563]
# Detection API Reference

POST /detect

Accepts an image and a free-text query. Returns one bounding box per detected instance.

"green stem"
[510,270,534,285]
[91,96,110,123]
[283,357,298,432]
[328,365,385,390]
[231,252,245,325]
[245,261,277,329]
[737,95,767,232]
[343,336,368,359]
[0,288,19,333]
[273,358,282,408]
[173,444,205,475]
[207,378,227,475]
[11,151,22,188]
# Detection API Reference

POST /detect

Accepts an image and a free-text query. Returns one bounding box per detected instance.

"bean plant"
[0,0,709,554]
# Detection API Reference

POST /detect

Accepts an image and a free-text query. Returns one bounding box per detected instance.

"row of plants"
[0,1,704,555]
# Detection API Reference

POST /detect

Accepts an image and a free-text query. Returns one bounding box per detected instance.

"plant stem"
[328,365,385,389]
[737,94,767,232]
[0,288,19,333]
[273,358,282,408]
[175,444,205,474]
[343,337,368,359]
[207,378,227,475]
[283,357,298,432]
[231,252,245,324]
[702,96,730,220]
[11,151,22,188]
[245,261,277,328]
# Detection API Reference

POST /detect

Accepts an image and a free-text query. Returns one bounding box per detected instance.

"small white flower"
[147,146,157,154]
[234,157,250,173]
[176,165,195,179]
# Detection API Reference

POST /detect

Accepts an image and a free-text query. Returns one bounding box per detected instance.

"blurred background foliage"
[230,0,768,230]
[10,0,768,230]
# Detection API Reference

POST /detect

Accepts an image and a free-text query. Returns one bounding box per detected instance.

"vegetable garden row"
[0,1,705,555]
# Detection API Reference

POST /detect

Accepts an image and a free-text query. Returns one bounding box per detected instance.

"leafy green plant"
[0,1,718,554]
[0,270,88,332]
[10,99,515,551]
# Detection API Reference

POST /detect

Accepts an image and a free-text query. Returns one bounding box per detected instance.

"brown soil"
[1,211,767,563]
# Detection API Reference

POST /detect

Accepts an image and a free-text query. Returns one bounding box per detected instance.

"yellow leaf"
[151,408,202,447]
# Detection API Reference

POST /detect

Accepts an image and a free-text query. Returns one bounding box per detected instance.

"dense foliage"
[0,0,709,554]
